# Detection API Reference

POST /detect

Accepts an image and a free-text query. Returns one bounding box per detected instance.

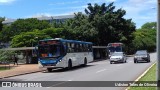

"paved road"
[1,53,156,90]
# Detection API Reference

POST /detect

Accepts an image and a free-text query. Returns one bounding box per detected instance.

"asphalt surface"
[1,53,156,90]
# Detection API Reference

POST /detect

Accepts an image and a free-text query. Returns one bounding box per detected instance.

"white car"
[110,52,127,64]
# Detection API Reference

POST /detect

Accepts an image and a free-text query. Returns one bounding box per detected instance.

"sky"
[0,0,157,28]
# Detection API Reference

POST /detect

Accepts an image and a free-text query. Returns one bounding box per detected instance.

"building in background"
[2,15,75,25]
[1,14,75,48]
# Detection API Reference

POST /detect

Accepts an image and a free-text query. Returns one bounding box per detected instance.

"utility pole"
[157,0,160,89]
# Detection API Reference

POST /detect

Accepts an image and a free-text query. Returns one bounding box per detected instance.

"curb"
[125,62,156,90]
[0,70,44,79]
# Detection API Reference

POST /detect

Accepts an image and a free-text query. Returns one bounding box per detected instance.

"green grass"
[0,66,10,71]
[129,64,156,90]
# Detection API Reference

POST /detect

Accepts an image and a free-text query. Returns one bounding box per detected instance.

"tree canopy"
[11,30,51,47]
[0,18,50,42]
[11,28,66,47]
[0,17,5,32]
[65,2,136,48]
[141,22,156,30]
[132,22,156,52]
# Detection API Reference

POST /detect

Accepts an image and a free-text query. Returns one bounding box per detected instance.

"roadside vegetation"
[0,67,10,71]
[129,64,156,90]
[0,50,15,70]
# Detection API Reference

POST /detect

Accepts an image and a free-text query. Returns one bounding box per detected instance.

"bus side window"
[67,43,72,53]
[84,44,87,52]
[79,44,82,52]
[71,43,75,53]
[77,43,80,52]
[88,44,92,52]
[86,44,89,52]
[82,44,84,52]
[74,43,78,52]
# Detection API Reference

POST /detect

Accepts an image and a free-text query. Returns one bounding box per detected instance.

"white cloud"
[87,0,116,4]
[27,0,156,29]
[49,1,84,6]
[53,5,87,10]
[116,0,156,28]
[26,13,53,18]
[0,0,16,4]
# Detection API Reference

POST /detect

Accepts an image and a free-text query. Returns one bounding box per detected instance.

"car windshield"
[111,53,123,56]
[136,51,147,55]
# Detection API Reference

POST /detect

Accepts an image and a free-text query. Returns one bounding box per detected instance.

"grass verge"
[129,63,156,90]
[0,66,10,71]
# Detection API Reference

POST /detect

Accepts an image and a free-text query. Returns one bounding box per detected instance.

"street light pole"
[157,0,160,89]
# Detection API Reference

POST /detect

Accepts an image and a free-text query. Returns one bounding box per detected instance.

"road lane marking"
[50,81,68,87]
[96,69,106,73]
[116,64,123,67]
[135,62,156,81]
[125,62,156,90]
[48,79,73,87]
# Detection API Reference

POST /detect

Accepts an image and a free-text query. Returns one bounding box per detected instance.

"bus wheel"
[47,68,52,72]
[83,58,87,67]
[68,60,72,70]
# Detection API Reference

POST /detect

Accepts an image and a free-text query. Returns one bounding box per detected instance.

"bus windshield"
[108,46,122,52]
[38,45,64,58]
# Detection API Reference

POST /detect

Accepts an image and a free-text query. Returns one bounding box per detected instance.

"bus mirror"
[35,45,38,50]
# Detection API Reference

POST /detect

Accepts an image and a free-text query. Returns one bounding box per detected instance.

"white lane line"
[96,69,107,73]
[135,62,156,81]
[50,81,68,87]
[47,80,73,87]
[125,62,156,90]
[116,64,123,67]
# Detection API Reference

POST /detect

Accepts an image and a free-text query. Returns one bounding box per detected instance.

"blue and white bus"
[37,38,93,72]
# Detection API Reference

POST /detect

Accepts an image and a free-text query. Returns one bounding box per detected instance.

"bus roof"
[108,43,123,44]
[107,43,123,47]
[39,38,93,44]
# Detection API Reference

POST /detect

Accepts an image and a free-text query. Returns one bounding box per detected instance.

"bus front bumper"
[38,61,57,69]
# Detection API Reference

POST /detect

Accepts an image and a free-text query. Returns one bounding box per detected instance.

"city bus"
[37,38,93,72]
[107,43,124,57]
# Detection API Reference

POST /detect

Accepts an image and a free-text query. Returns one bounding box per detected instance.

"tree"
[11,27,66,47]
[131,22,156,52]
[0,25,12,42]
[0,50,15,63]
[65,2,136,49]
[64,12,98,44]
[0,18,51,42]
[11,30,51,47]
[85,2,135,45]
[42,28,66,39]
[0,17,5,32]
[141,22,156,30]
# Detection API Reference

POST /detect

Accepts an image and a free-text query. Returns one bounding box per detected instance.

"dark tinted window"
[136,50,147,55]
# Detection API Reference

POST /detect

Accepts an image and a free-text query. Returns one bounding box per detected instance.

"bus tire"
[47,68,52,72]
[67,60,72,70]
[83,58,87,67]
